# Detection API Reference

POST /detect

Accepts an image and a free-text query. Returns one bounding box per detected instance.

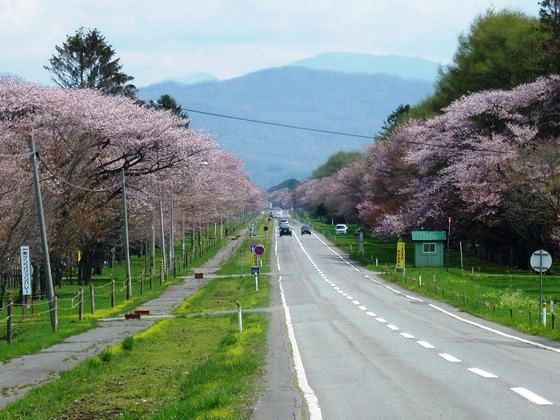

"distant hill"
[291,53,440,82]
[169,72,218,85]
[139,66,434,187]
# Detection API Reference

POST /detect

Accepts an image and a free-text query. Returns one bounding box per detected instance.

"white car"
[335,224,348,234]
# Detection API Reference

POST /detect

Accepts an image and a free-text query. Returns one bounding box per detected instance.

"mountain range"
[140,54,436,187]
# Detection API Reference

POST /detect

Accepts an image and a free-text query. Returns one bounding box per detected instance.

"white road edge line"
[429,304,560,355]
[439,353,461,363]
[468,368,497,378]
[278,275,323,419]
[511,387,553,405]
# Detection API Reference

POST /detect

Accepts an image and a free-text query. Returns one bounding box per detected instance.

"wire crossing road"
[273,223,560,420]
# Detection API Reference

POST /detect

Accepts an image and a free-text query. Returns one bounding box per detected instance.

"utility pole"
[121,168,132,299]
[151,213,156,279]
[169,191,175,277]
[159,183,167,281]
[29,134,57,331]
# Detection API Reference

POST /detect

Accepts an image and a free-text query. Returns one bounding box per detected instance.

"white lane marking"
[365,274,383,285]
[366,312,377,317]
[511,388,553,405]
[359,306,368,311]
[429,304,560,355]
[342,293,348,297]
[401,332,415,339]
[346,296,353,300]
[334,287,340,290]
[312,233,360,271]
[417,340,435,349]
[404,294,424,302]
[376,318,387,323]
[387,324,400,331]
[338,290,344,294]
[439,353,461,363]
[468,368,497,378]
[352,300,360,305]
[278,275,323,419]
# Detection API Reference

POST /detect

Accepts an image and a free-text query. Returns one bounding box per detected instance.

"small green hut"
[411,230,446,267]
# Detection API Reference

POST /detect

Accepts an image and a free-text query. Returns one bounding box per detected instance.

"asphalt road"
[272,220,560,420]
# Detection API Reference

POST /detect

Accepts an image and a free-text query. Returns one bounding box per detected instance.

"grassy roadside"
[0,220,271,419]
[0,224,245,363]
[298,214,560,340]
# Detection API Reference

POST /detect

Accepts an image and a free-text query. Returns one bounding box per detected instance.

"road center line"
[417,340,435,349]
[376,317,387,323]
[439,353,461,363]
[387,324,400,331]
[401,332,415,339]
[511,388,553,405]
[366,312,377,317]
[468,368,497,378]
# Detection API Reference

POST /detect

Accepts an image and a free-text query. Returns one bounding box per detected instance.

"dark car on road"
[279,225,292,236]
[301,225,312,235]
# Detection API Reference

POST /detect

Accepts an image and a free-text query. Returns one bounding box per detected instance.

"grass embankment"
[0,220,271,419]
[301,215,560,340]
[0,225,244,363]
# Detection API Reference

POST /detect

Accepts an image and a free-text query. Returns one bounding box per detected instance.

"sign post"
[530,249,553,325]
[396,240,405,272]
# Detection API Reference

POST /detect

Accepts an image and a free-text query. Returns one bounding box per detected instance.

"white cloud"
[0,0,540,85]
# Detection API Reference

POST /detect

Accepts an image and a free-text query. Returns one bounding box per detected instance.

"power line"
[184,108,509,154]
[38,155,120,193]
[183,108,373,140]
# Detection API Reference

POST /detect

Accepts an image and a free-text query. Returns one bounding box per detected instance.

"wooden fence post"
[7,297,13,344]
[52,296,58,332]
[90,284,95,314]
[79,288,84,321]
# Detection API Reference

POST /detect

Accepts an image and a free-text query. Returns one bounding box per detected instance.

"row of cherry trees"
[279,77,560,266]
[0,77,266,282]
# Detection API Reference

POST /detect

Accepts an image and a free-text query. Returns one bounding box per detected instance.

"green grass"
[0,223,247,363]
[0,219,270,419]
[176,221,272,314]
[0,315,268,419]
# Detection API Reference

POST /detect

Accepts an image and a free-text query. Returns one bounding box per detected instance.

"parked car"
[279,225,292,236]
[335,224,348,235]
[301,225,312,235]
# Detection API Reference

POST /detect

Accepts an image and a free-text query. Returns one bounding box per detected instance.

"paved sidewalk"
[0,232,247,409]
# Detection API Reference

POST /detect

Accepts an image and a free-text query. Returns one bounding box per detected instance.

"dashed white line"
[359,306,368,311]
[511,388,553,405]
[401,332,415,339]
[346,296,353,300]
[366,312,377,317]
[417,340,435,349]
[468,368,497,378]
[352,300,360,305]
[376,317,387,323]
[387,324,400,331]
[439,353,461,363]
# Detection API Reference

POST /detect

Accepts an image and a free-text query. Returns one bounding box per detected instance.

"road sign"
[530,249,552,273]
[251,266,260,275]
[20,246,32,296]
[254,245,265,256]
[250,244,256,253]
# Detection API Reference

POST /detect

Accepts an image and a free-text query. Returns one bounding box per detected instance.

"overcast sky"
[0,0,539,86]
